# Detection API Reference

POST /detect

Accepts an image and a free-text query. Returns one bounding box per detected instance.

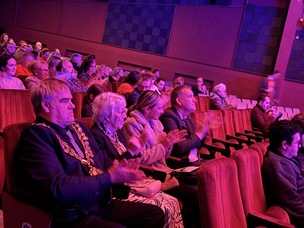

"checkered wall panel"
[232,4,287,75]
[102,4,175,55]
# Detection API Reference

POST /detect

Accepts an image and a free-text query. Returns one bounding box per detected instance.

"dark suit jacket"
[191,85,208,96]
[126,88,140,108]
[90,123,134,161]
[159,106,202,157]
[13,117,113,214]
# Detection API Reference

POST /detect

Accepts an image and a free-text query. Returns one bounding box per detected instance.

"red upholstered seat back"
[250,142,270,165]
[231,149,266,215]
[71,92,86,119]
[197,158,246,228]
[0,90,35,132]
[231,149,291,223]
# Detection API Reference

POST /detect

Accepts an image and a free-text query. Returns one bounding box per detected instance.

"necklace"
[98,124,127,156]
[34,122,102,176]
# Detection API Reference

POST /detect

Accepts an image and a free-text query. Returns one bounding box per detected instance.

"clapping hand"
[108,159,146,184]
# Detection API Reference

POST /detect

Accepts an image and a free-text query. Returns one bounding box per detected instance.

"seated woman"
[81,84,106,117]
[123,90,201,228]
[0,55,25,89]
[116,70,139,95]
[25,59,49,91]
[166,76,184,96]
[14,49,35,77]
[90,92,184,228]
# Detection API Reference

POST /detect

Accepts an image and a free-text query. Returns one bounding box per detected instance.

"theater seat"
[231,149,293,227]
[250,142,270,165]
[0,90,35,200]
[2,122,52,228]
[197,157,247,228]
[71,92,86,119]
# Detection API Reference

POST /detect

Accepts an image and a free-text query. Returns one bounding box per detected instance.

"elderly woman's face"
[107,105,127,131]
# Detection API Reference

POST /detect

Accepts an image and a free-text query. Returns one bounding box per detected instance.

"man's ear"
[41,101,50,113]
[176,97,182,106]
[281,140,288,150]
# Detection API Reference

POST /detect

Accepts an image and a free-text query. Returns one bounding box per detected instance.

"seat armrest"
[235,132,263,142]
[244,129,268,138]
[212,138,243,150]
[226,134,255,146]
[202,143,231,157]
[247,211,294,228]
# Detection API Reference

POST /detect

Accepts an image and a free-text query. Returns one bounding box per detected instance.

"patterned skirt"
[126,192,184,228]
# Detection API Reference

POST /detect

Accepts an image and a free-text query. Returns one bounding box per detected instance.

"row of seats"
[1,119,292,227]
[191,109,266,158]
[197,146,294,227]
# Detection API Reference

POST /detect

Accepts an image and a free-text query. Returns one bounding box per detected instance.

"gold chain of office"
[34,122,102,176]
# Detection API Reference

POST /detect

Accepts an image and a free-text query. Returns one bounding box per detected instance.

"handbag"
[129,179,161,197]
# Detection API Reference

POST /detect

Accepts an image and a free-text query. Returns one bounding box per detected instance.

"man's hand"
[108,159,146,184]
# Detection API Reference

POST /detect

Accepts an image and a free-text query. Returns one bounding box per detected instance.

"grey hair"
[92,92,126,123]
[213,83,226,94]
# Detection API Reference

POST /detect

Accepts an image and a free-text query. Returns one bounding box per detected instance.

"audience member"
[155,77,166,95]
[191,77,209,96]
[14,49,35,77]
[116,70,139,95]
[78,58,97,81]
[166,76,184,95]
[0,55,25,89]
[25,59,49,90]
[55,58,88,92]
[160,85,207,158]
[2,41,16,56]
[209,83,236,110]
[12,78,165,227]
[38,48,50,62]
[90,92,184,227]
[18,40,27,48]
[251,94,282,132]
[47,53,61,78]
[126,72,152,108]
[152,69,160,79]
[262,120,302,227]
[291,113,304,165]
[70,53,82,72]
[33,41,42,54]
[0,33,9,44]
[22,44,34,53]
[81,84,106,117]
[109,67,123,83]
[123,90,201,228]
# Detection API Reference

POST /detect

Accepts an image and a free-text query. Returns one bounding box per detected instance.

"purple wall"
[0,0,302,110]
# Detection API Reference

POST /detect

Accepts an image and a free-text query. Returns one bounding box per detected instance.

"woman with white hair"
[90,92,184,228]
[209,82,236,110]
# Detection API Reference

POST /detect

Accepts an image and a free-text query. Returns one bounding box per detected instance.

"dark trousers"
[166,181,201,228]
[52,200,165,228]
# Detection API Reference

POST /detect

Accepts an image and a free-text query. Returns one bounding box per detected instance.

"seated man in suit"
[262,120,303,227]
[159,85,207,159]
[12,78,164,228]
